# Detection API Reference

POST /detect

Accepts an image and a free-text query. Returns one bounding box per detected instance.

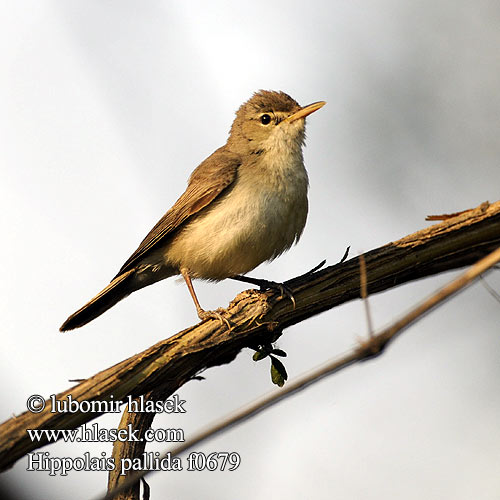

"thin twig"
[340,245,350,264]
[359,254,374,337]
[100,245,500,500]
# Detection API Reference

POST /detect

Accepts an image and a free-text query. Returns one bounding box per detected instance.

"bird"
[60,90,325,331]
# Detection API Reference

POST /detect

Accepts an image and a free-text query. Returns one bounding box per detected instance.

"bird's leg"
[231,275,296,309]
[231,260,331,308]
[181,268,231,329]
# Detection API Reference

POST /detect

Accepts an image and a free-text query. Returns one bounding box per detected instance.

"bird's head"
[227,90,325,155]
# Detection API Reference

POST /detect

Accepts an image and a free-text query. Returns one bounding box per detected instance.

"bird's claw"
[256,280,296,309]
[197,308,232,330]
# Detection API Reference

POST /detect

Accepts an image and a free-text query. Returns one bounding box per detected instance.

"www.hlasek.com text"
[27,422,185,444]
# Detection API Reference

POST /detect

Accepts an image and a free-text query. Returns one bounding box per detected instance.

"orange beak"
[284,101,326,123]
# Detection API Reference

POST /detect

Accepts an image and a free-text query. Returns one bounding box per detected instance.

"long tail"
[60,269,136,331]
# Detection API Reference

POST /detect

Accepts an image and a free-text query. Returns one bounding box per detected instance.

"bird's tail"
[60,269,136,332]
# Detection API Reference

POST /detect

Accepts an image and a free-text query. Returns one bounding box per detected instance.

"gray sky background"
[1,1,500,499]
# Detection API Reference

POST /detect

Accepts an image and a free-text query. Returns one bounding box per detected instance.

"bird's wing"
[116,146,240,276]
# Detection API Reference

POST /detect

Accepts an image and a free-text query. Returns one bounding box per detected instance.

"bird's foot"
[252,279,296,309]
[197,307,232,330]
[231,275,297,308]
[263,280,295,307]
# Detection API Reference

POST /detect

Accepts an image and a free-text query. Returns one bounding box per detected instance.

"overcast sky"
[2,1,500,499]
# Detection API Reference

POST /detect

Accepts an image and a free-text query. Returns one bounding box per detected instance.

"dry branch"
[1,200,499,473]
[106,390,168,500]
[102,245,500,500]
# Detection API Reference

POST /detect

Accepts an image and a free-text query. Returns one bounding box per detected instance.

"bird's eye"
[260,114,272,125]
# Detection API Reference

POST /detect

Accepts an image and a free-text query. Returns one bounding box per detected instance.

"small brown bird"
[60,90,325,331]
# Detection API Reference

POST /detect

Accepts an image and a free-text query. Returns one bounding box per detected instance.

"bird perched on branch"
[60,90,325,331]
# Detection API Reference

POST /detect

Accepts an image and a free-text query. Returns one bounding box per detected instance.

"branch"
[1,200,499,471]
[106,390,168,500]
[101,245,500,500]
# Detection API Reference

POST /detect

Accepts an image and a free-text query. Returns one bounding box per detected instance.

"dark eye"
[260,114,272,125]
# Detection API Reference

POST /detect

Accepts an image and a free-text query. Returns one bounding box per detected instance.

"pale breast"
[165,151,309,280]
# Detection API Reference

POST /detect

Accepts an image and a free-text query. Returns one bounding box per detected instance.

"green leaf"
[270,356,288,387]
[253,351,268,361]
[271,363,285,387]
[271,349,287,357]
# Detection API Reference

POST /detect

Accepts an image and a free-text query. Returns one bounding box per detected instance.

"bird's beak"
[284,101,326,123]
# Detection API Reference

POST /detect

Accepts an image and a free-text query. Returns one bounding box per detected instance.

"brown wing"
[116,146,240,276]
